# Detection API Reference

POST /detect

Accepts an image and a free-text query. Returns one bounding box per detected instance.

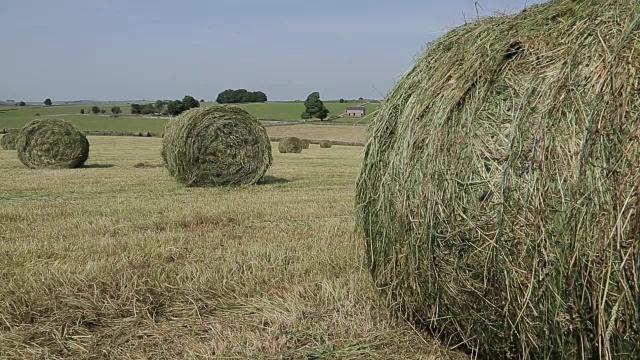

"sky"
[1,0,547,102]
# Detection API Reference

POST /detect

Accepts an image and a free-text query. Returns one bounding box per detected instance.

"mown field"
[0,101,379,131]
[0,133,462,359]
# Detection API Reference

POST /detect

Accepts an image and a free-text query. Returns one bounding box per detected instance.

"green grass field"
[0,101,378,131]
[0,134,460,359]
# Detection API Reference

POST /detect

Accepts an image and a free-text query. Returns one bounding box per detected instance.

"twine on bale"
[162,106,272,187]
[356,0,640,358]
[16,119,89,169]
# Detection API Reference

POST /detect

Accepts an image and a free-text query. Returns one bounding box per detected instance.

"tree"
[80,109,85,114]
[18,101,26,106]
[167,100,186,116]
[91,106,100,114]
[339,99,345,103]
[302,92,329,121]
[101,109,107,114]
[200,99,205,103]
[130,104,142,114]
[216,89,268,104]
[250,91,267,102]
[111,106,121,115]
[44,98,52,106]
[182,95,200,110]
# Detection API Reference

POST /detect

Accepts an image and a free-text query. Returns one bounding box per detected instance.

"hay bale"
[301,139,310,149]
[162,106,271,186]
[0,132,19,150]
[356,1,640,358]
[17,119,89,169]
[278,137,303,153]
[318,140,332,148]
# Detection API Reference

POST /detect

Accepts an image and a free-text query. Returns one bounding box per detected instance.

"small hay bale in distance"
[278,137,304,153]
[17,119,89,169]
[318,140,332,148]
[301,139,310,149]
[0,131,19,150]
[162,106,272,186]
[356,0,640,358]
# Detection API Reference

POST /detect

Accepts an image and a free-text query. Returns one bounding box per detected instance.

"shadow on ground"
[258,176,291,185]
[83,164,116,169]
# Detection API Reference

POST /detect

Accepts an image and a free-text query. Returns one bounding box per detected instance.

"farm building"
[345,106,365,117]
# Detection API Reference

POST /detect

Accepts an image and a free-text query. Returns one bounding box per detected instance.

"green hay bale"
[17,119,89,169]
[318,140,332,148]
[278,137,303,153]
[0,132,19,150]
[301,139,310,149]
[162,106,271,186]
[356,1,640,358]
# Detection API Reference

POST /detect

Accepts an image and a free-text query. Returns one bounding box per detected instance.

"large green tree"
[91,106,100,114]
[44,98,52,106]
[301,92,329,121]
[182,95,200,110]
[111,106,121,115]
[167,100,186,116]
[216,89,268,104]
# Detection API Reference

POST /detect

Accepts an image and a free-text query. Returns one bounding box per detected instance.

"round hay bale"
[301,139,310,149]
[17,119,89,169]
[162,106,271,186]
[278,137,303,153]
[318,140,332,148]
[0,132,19,150]
[356,1,640,358]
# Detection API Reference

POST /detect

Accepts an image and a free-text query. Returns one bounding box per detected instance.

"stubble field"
[0,134,461,359]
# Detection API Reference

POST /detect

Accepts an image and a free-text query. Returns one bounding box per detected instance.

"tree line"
[130,95,200,116]
[216,89,267,104]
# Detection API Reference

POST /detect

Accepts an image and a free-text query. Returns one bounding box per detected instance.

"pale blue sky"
[1,0,546,102]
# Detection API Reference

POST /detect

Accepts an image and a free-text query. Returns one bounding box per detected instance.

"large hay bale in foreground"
[162,106,271,186]
[356,1,640,358]
[0,132,19,150]
[278,137,303,153]
[17,119,89,169]
[318,140,332,148]
[301,139,310,149]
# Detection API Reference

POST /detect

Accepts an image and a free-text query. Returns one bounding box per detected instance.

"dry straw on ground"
[278,137,304,153]
[356,0,640,358]
[0,132,19,150]
[16,119,89,169]
[162,106,272,186]
[319,140,332,148]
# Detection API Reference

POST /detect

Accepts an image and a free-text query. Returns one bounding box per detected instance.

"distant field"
[267,124,368,143]
[0,101,379,130]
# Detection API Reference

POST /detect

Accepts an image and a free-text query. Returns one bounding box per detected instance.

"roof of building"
[345,106,366,111]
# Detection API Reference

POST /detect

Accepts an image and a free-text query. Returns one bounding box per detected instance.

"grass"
[0,102,379,131]
[0,134,462,359]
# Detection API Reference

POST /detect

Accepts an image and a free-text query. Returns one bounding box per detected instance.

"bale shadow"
[258,176,291,185]
[83,164,115,169]
[133,162,165,169]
